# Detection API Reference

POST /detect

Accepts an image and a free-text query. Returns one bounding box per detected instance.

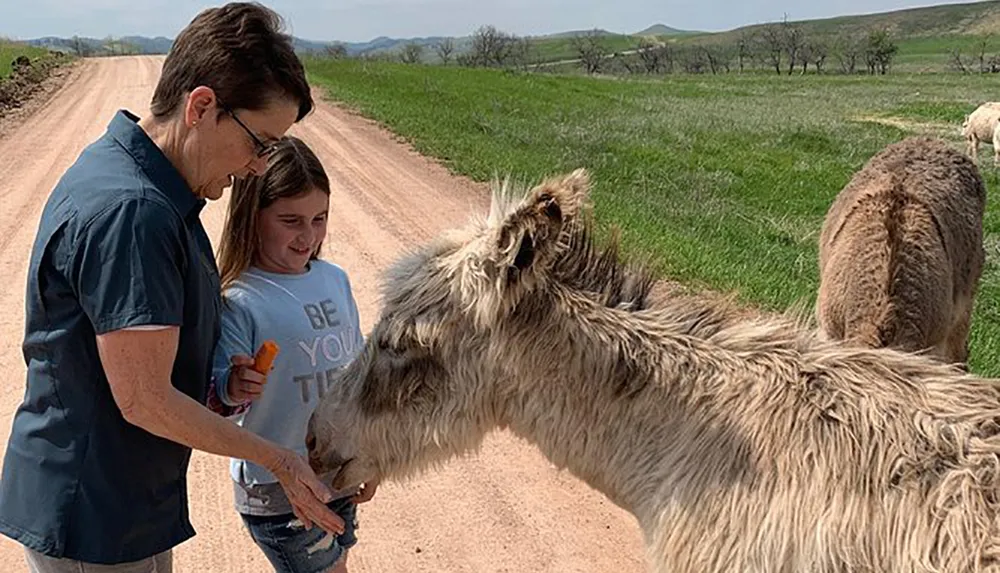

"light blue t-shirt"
[211,260,364,514]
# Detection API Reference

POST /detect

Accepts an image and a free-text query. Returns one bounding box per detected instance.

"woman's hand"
[226,354,266,403]
[268,447,346,534]
[97,328,343,537]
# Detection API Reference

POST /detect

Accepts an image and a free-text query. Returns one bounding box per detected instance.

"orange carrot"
[252,340,280,375]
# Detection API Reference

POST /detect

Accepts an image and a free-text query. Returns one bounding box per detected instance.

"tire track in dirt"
[0,56,648,573]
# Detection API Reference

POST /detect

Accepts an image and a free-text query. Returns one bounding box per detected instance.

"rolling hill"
[676,0,1000,46]
[15,1,1000,61]
[635,24,699,36]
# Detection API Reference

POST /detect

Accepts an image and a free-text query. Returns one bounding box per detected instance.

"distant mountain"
[24,35,171,56]
[345,35,459,55]
[121,35,173,53]
[634,23,698,36]
[22,33,467,58]
[537,28,617,39]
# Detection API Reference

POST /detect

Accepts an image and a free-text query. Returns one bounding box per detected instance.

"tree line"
[322,17,903,76]
[568,17,900,76]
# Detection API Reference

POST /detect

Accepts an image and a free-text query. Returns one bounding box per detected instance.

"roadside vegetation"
[0,39,70,115]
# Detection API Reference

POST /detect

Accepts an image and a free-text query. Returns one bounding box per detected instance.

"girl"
[209,135,376,573]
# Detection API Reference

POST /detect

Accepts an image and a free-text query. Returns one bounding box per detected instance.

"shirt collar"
[106,109,205,218]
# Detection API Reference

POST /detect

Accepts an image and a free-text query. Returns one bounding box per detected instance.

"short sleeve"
[69,198,186,335]
[210,293,257,409]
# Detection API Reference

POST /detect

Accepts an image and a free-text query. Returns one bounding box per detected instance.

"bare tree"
[399,42,424,64]
[864,27,897,75]
[798,41,812,74]
[975,34,993,73]
[324,43,348,59]
[950,48,971,73]
[834,32,862,74]
[757,23,784,74]
[570,29,608,74]
[636,37,671,73]
[700,44,733,74]
[780,15,805,75]
[809,39,829,73]
[464,25,519,67]
[679,46,707,73]
[736,29,756,72]
[435,38,455,65]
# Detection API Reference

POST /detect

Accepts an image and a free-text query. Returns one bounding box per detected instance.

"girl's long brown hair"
[216,135,331,289]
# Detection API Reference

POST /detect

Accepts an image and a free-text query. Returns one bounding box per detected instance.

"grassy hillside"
[678,0,1000,45]
[518,1,1000,72]
[303,57,1000,375]
[0,40,48,78]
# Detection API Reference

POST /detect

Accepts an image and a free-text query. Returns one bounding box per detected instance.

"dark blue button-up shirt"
[0,109,222,564]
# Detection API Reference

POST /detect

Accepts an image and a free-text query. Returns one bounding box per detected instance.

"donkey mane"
[487,172,770,339]
[549,219,658,311]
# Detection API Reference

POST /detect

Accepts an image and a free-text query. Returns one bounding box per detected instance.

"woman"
[0,3,344,572]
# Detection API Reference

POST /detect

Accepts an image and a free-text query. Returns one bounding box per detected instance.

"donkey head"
[305,169,594,490]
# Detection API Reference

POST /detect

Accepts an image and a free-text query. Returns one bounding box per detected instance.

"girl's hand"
[227,354,267,403]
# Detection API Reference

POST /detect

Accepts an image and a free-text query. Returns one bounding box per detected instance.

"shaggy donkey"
[816,136,986,369]
[306,168,1000,573]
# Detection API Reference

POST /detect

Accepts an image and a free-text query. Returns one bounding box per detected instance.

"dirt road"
[0,55,648,572]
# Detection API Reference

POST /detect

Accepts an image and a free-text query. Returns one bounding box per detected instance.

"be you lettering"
[294,298,361,404]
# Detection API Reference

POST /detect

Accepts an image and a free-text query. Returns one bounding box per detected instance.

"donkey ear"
[512,230,535,271]
[497,168,592,274]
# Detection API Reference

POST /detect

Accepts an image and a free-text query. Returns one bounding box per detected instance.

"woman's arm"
[97,326,344,534]
[69,198,341,532]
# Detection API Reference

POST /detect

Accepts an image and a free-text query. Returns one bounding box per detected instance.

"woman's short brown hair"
[150,2,312,121]
[216,136,331,289]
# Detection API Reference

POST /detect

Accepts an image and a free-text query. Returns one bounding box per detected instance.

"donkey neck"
[495,288,764,530]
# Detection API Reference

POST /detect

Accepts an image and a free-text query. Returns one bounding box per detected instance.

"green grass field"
[0,40,48,78]
[302,58,1000,376]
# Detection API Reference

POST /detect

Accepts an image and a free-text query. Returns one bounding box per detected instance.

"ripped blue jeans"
[241,496,358,573]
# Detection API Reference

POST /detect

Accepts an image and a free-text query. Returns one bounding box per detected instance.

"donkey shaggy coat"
[306,168,1000,573]
[816,136,986,369]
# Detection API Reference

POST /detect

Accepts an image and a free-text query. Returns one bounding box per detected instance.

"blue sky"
[0,0,986,43]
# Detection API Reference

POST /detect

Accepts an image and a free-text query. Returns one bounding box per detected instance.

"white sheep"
[961,101,1000,162]
[992,116,1000,166]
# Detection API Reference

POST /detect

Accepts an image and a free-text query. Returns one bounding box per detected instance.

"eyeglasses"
[217,99,279,158]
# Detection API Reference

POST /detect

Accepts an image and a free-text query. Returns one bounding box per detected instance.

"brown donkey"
[307,168,1000,573]
[816,136,986,369]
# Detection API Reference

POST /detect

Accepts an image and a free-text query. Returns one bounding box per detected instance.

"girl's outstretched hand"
[227,354,267,403]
